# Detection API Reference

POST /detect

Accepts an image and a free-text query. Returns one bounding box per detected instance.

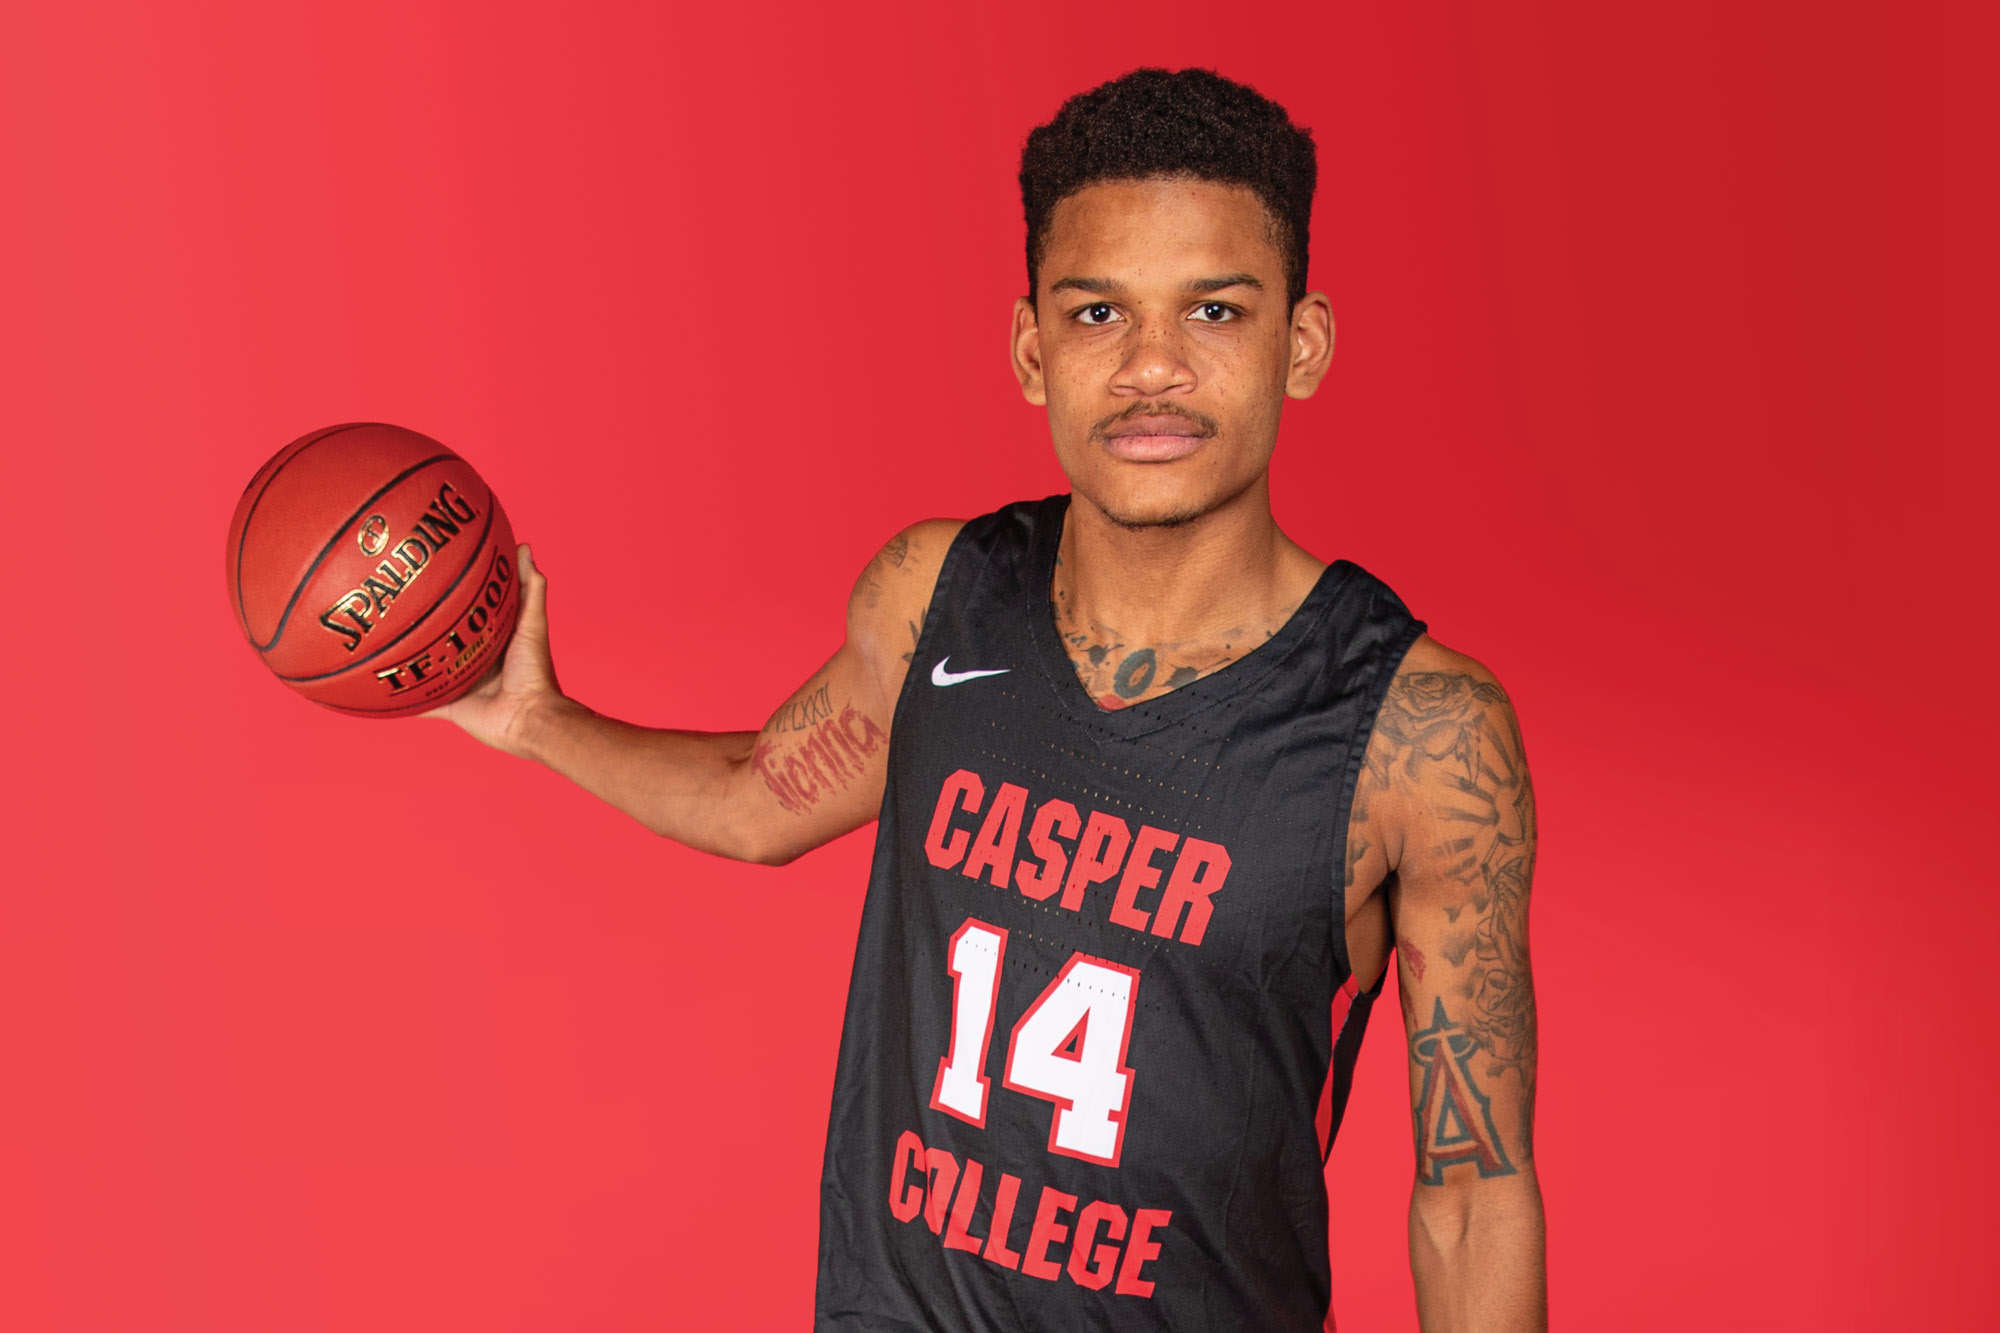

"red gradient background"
[1,2,1992,1328]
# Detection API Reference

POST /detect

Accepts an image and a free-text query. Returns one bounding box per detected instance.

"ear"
[1011,296,1047,405]
[1284,292,1335,400]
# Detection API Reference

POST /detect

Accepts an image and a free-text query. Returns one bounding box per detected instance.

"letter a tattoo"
[1410,997,1516,1186]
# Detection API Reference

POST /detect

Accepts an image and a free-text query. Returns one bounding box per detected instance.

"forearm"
[518,696,773,861]
[1409,1170,1547,1333]
[428,542,906,862]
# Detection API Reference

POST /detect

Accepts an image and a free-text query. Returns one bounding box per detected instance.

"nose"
[1110,314,1196,397]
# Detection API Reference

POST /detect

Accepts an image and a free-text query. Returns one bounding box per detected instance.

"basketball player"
[439,68,1545,1331]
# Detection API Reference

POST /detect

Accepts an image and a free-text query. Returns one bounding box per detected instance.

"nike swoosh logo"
[932,658,1011,687]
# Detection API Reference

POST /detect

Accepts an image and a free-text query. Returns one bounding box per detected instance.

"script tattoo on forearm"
[1362,669,1538,1174]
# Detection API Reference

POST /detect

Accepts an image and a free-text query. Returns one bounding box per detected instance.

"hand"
[427,543,576,757]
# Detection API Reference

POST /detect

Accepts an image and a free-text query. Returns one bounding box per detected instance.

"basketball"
[225,422,522,718]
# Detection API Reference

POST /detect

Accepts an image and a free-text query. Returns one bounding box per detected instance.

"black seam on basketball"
[234,422,387,634]
[274,499,503,682]
[235,422,372,503]
[250,452,458,653]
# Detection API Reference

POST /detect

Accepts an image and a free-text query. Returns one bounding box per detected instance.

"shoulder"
[1379,634,1517,738]
[1364,635,1533,860]
[849,519,965,611]
[846,518,966,657]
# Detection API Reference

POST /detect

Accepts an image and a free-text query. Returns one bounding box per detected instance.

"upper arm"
[739,519,963,863]
[1360,637,1538,1187]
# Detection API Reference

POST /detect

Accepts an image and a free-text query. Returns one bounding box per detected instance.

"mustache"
[1088,401,1220,439]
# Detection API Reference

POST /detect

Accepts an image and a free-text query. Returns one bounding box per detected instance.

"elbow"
[700,823,803,867]
[1408,1174,1547,1330]
[742,842,803,868]
[1409,1169,1546,1264]
[1410,1183,1476,1259]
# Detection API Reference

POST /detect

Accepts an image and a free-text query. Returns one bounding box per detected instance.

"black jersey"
[814,496,1425,1331]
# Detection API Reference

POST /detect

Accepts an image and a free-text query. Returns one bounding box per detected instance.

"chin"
[1072,455,1264,531]
[1079,474,1220,530]
[1097,495,1210,529]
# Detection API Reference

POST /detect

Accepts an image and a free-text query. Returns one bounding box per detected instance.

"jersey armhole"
[883,518,984,742]
[1326,612,1427,988]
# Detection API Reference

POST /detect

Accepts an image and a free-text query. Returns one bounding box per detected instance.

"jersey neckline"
[1025,493,1357,741]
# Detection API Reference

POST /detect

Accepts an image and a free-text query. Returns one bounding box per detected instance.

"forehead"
[1040,178,1283,285]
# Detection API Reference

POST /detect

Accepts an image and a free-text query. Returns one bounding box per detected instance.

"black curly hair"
[1019,67,1317,309]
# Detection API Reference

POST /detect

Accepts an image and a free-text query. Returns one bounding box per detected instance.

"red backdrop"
[2,2,1992,1328]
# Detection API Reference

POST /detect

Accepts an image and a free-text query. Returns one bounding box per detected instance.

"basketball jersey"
[814,496,1425,1331]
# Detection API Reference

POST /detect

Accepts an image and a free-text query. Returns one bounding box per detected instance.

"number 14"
[928,918,1141,1168]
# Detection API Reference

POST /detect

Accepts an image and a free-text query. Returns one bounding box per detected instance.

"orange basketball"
[225,422,522,718]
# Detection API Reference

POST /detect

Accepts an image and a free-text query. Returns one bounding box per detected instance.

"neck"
[1053,475,1323,646]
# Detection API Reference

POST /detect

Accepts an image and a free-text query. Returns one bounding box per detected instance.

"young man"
[440,68,1545,1332]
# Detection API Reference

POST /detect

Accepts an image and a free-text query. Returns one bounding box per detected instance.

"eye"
[1190,302,1237,323]
[1075,303,1120,326]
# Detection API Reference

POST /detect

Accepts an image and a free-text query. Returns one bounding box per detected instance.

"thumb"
[514,542,549,637]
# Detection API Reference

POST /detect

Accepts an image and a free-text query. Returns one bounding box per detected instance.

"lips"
[1098,414,1212,463]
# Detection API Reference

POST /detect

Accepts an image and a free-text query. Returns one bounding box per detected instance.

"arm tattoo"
[752,697,887,814]
[859,533,914,614]
[1365,669,1539,1172]
[1409,997,1516,1184]
[1397,935,1426,981]
[767,679,833,732]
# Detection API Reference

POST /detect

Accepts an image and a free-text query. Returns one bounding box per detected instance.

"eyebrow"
[1049,276,1125,296]
[1048,273,1265,297]
[1187,273,1263,294]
